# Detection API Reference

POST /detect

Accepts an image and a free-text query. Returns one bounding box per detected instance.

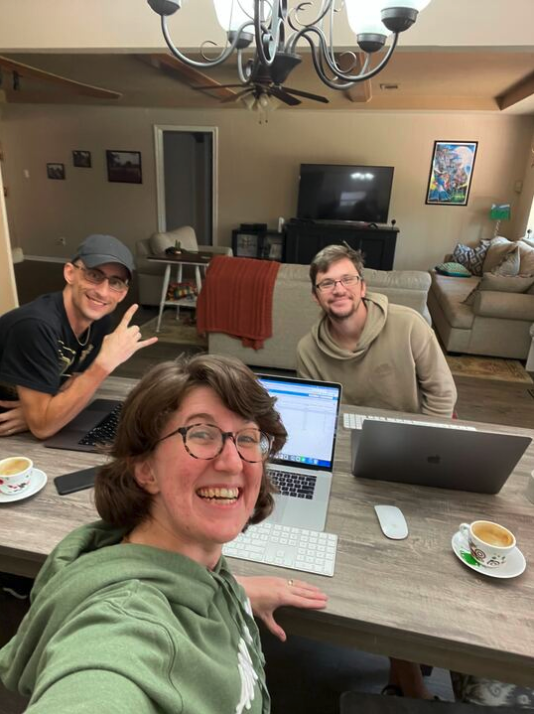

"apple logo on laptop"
[427,455,441,464]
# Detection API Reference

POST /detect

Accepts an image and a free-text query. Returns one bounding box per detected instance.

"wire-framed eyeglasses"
[74,264,129,293]
[157,423,273,463]
[315,275,362,293]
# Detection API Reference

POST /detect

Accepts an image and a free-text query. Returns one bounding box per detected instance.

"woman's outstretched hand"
[236,576,328,642]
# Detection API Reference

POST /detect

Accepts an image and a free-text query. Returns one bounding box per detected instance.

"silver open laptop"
[258,375,342,531]
[351,420,531,494]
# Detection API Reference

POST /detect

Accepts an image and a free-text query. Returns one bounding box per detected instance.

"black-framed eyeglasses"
[73,264,129,293]
[315,275,362,293]
[157,423,272,463]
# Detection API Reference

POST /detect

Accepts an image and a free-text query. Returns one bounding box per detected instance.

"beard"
[324,298,358,322]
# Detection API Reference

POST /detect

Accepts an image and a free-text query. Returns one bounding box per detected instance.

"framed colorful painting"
[426,141,478,206]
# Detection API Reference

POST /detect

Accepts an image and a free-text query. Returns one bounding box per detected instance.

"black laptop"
[44,399,122,453]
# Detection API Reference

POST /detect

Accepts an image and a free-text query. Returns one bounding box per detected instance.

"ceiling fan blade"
[192,83,247,91]
[281,86,329,103]
[142,54,239,102]
[220,88,254,104]
[0,55,122,100]
[268,86,301,106]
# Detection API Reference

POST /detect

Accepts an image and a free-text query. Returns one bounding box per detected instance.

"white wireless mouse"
[374,505,408,540]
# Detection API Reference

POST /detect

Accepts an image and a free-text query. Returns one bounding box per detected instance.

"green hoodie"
[297,292,457,418]
[0,521,269,714]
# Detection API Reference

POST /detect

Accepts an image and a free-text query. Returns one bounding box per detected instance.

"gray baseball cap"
[72,234,135,278]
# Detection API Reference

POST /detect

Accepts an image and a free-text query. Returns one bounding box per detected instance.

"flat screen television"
[297,163,394,224]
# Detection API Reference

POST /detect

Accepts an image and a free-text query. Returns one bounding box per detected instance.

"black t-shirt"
[0,292,111,400]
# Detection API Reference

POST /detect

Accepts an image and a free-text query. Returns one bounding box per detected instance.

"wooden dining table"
[1,375,533,685]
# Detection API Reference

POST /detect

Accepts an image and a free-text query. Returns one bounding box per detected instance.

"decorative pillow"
[452,242,489,277]
[482,236,516,273]
[491,244,520,277]
[462,273,534,305]
[435,262,472,277]
[518,240,534,275]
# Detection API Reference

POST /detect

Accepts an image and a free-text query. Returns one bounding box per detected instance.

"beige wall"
[1,104,533,271]
[516,123,534,236]
[0,129,18,314]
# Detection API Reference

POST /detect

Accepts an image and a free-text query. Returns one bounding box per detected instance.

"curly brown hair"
[95,355,287,531]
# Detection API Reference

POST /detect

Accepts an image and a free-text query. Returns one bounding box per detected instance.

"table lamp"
[490,203,511,237]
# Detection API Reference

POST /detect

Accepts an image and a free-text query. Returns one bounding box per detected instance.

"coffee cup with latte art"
[459,520,516,568]
[0,456,33,496]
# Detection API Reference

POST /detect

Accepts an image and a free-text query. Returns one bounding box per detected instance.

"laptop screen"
[258,376,341,471]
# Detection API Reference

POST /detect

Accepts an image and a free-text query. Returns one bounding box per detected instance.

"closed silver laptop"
[351,420,531,494]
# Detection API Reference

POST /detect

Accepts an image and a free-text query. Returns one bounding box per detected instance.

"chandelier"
[147,0,432,91]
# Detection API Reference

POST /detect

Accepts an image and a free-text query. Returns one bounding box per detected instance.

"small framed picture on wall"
[72,150,92,168]
[47,163,65,180]
[425,141,478,206]
[106,150,142,184]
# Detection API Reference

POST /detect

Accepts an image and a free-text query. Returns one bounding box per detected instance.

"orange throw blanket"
[197,256,280,350]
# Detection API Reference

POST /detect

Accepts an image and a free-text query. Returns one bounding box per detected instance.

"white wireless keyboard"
[223,522,337,577]
[343,413,477,431]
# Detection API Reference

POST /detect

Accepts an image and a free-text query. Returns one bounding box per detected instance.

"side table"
[146,252,212,333]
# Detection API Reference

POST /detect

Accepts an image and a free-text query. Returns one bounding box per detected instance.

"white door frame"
[153,124,218,244]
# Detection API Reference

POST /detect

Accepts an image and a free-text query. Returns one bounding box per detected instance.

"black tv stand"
[284,219,398,270]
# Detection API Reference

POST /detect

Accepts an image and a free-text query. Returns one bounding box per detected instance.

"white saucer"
[0,469,48,504]
[451,530,526,579]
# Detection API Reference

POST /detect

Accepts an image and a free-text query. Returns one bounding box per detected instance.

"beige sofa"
[136,227,232,306]
[428,271,534,359]
[208,263,432,370]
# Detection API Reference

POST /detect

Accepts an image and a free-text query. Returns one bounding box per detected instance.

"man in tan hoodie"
[297,244,457,419]
[297,244,456,698]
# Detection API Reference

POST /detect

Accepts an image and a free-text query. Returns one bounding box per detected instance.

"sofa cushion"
[435,261,472,277]
[452,242,489,276]
[480,272,534,292]
[464,272,534,305]
[491,244,520,276]
[431,273,477,328]
[482,236,517,272]
[362,268,431,292]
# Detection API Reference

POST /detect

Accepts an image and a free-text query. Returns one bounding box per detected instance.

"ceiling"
[1,49,533,114]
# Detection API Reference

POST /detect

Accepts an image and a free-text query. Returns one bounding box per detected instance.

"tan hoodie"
[297,292,457,418]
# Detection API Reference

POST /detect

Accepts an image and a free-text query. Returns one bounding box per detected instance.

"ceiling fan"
[194,53,329,106]
[0,55,122,100]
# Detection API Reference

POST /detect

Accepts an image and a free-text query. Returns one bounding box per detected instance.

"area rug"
[139,312,207,347]
[446,355,533,384]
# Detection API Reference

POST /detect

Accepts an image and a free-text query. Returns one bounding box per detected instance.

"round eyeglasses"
[157,423,272,463]
[74,264,129,293]
[315,275,362,293]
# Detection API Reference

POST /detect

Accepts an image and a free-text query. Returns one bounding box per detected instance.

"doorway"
[154,126,217,246]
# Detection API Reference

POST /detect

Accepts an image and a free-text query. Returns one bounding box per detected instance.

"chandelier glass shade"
[147,0,432,90]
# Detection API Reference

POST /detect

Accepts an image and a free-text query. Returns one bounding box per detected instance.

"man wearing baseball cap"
[0,234,158,438]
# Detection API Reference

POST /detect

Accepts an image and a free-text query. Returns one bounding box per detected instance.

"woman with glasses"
[0,354,327,714]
